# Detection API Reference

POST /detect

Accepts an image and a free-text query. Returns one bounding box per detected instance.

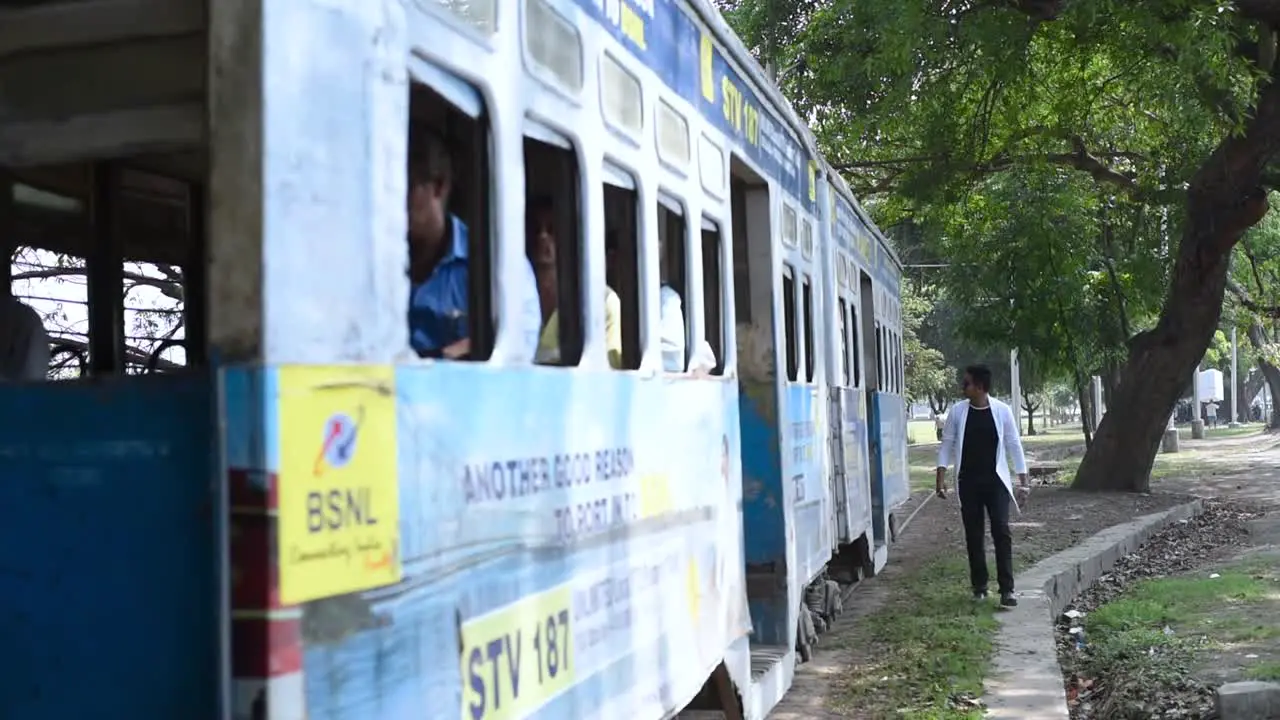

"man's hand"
[935,468,948,499]
[441,337,472,360]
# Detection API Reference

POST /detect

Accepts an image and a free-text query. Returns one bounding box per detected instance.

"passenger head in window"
[527,195,623,368]
[407,133,471,360]
[0,295,50,381]
[526,194,558,322]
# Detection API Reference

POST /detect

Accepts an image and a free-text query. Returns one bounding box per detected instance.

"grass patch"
[831,555,999,719]
[907,419,937,445]
[1245,661,1280,681]
[1077,562,1280,717]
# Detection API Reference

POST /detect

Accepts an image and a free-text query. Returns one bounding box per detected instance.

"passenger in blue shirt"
[407,134,543,361]
[407,136,473,359]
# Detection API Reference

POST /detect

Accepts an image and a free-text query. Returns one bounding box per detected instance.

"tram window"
[408,78,495,361]
[838,298,850,387]
[897,333,903,392]
[782,264,798,382]
[890,333,901,392]
[875,322,884,391]
[525,131,584,367]
[603,167,641,371]
[892,332,900,393]
[849,301,862,387]
[896,333,906,392]
[730,175,751,324]
[801,274,814,382]
[657,196,691,372]
[7,169,202,379]
[897,332,904,392]
[701,219,725,376]
[894,331,901,393]
[889,330,896,392]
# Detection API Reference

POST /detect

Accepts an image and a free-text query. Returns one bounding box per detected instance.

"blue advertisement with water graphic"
[223,365,751,720]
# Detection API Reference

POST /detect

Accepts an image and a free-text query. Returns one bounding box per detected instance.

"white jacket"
[936,397,1028,509]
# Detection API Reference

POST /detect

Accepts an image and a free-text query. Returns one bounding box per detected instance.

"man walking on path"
[934,365,1030,607]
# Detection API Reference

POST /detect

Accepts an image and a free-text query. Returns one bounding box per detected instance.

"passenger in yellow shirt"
[527,196,622,367]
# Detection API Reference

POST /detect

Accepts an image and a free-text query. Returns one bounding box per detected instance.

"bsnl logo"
[308,406,381,540]
[313,408,364,477]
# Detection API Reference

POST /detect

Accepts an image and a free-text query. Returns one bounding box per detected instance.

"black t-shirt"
[959,405,998,481]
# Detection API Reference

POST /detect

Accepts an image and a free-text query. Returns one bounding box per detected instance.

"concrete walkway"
[983,501,1205,719]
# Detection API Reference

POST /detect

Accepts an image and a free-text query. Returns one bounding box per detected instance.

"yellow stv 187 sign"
[276,365,402,605]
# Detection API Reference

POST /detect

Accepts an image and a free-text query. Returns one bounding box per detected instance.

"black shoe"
[1000,592,1018,607]
[972,590,988,602]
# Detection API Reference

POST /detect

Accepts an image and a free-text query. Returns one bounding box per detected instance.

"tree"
[1225,192,1280,425]
[720,0,1280,491]
[902,279,957,412]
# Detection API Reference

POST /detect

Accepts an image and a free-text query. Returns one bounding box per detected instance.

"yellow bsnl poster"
[276,365,402,605]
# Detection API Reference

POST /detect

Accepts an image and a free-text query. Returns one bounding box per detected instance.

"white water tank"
[1197,368,1224,402]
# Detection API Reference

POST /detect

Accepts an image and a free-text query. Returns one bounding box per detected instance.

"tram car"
[0,0,909,718]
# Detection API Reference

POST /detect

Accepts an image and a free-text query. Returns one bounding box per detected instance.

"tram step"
[749,643,790,681]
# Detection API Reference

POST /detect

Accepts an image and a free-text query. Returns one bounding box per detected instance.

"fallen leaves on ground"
[1056,500,1268,720]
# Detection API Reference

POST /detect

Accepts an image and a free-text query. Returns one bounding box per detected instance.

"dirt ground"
[1153,432,1280,503]
[769,427,1279,719]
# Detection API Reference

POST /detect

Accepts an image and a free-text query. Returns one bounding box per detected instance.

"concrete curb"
[983,499,1206,719]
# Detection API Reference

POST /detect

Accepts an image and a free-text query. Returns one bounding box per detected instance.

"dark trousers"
[959,473,1014,595]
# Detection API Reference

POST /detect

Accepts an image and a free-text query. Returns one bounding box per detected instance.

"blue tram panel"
[786,386,830,587]
[223,364,753,720]
[869,393,911,522]
[834,386,873,544]
[0,375,220,719]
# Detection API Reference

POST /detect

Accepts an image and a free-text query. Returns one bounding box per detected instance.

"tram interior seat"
[0,160,219,717]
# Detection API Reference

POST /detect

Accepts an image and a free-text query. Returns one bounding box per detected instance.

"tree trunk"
[1071,42,1280,493]
[1101,362,1122,411]
[1240,369,1264,423]
[1025,406,1038,435]
[1262,362,1280,428]
[1073,248,1233,491]
[1244,323,1280,427]
[1076,378,1093,449]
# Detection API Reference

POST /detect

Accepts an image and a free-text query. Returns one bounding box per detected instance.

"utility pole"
[1091,375,1104,429]
[1230,327,1241,428]
[1010,348,1022,436]
[1191,362,1205,439]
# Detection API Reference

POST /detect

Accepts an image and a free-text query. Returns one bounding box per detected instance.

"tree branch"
[11,267,185,302]
[1227,276,1280,318]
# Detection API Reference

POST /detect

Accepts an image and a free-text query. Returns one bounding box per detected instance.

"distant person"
[933,411,946,442]
[1206,401,1219,428]
[0,296,49,381]
[934,364,1029,607]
